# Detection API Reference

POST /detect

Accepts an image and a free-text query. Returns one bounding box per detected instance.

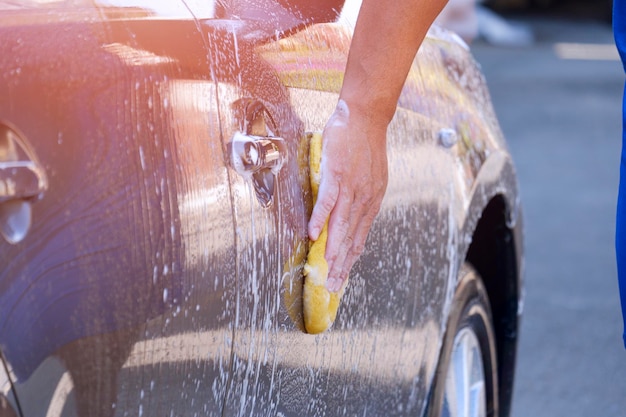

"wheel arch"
[459,147,523,417]
[0,350,21,417]
[465,194,521,417]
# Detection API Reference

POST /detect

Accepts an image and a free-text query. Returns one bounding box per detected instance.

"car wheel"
[427,263,499,417]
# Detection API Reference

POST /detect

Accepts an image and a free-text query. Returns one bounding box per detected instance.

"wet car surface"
[0,1,523,416]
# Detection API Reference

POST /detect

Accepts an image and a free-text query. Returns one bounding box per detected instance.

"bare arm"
[308,0,448,292]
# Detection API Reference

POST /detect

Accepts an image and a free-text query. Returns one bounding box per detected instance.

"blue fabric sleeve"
[614,0,626,348]
[615,83,626,349]
[616,0,626,69]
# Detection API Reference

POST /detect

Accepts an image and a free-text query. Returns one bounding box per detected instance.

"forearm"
[340,0,448,129]
[309,0,448,293]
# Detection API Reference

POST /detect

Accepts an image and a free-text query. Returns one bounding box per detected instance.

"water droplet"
[139,146,146,170]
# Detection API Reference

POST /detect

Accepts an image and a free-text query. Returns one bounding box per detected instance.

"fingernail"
[326,277,341,293]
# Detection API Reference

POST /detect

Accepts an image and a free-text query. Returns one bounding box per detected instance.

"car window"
[0,0,213,16]
[0,0,346,21]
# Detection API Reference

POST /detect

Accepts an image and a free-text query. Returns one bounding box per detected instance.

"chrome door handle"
[230,132,286,208]
[0,125,47,244]
[0,161,47,202]
[231,132,286,174]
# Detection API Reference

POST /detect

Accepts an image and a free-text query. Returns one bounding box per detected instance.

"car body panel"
[0,3,239,416]
[220,22,520,417]
[0,1,522,416]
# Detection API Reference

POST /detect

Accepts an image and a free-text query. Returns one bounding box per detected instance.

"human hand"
[308,100,389,293]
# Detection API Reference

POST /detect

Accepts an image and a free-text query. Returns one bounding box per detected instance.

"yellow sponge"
[303,132,346,334]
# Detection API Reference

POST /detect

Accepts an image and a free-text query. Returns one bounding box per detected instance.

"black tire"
[426,263,499,417]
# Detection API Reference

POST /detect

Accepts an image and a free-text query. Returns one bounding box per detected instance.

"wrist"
[328,99,389,149]
[338,91,397,131]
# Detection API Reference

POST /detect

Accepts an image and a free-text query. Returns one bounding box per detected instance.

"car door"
[216,18,460,417]
[211,29,312,417]
[0,2,240,416]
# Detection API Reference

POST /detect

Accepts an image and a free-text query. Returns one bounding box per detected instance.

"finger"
[327,193,373,292]
[340,209,376,280]
[327,232,353,293]
[308,175,339,241]
[325,187,354,276]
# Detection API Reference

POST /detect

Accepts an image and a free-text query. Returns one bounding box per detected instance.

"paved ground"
[472,15,626,417]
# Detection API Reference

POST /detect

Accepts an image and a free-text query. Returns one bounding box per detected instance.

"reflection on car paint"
[0,1,522,416]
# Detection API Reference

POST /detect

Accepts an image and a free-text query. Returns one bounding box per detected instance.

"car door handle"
[230,132,286,208]
[0,161,47,202]
[230,132,286,175]
[0,125,47,244]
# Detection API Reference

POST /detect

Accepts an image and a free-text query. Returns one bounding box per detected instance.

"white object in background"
[436,0,479,44]
[338,0,362,29]
[476,5,534,47]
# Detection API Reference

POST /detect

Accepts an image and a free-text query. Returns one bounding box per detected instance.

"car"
[0,1,523,416]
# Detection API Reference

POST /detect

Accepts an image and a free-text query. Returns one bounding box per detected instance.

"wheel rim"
[441,327,486,417]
